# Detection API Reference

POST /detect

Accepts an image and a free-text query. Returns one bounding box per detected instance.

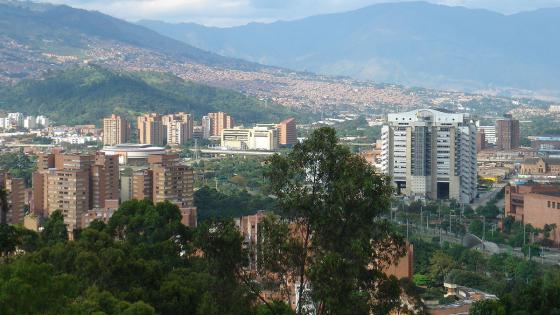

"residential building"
[36,116,49,128]
[505,184,560,244]
[91,153,120,209]
[103,114,130,146]
[162,112,193,146]
[277,117,297,146]
[132,169,153,201]
[149,154,194,207]
[221,125,279,151]
[495,115,520,150]
[24,116,36,129]
[208,112,235,136]
[36,152,120,234]
[0,171,25,225]
[120,175,133,202]
[201,115,212,139]
[381,109,477,203]
[8,112,23,128]
[47,167,90,232]
[137,113,164,146]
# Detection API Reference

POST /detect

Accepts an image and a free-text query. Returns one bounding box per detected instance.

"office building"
[137,113,164,146]
[495,115,520,150]
[381,109,477,203]
[103,114,130,146]
[477,126,496,145]
[221,125,279,151]
[208,112,235,136]
[277,117,297,146]
[162,112,193,146]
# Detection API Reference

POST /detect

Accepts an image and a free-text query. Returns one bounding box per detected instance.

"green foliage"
[0,150,36,187]
[413,274,429,286]
[41,210,68,245]
[469,299,505,315]
[194,186,276,221]
[263,127,404,314]
[192,156,269,192]
[0,200,272,314]
[0,65,295,125]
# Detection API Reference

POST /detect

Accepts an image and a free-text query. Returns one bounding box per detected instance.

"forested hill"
[0,65,294,125]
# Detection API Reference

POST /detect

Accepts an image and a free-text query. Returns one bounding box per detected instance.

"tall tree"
[263,127,404,315]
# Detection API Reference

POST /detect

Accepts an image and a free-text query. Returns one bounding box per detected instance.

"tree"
[428,251,457,285]
[469,300,505,315]
[263,127,404,315]
[0,224,17,258]
[41,210,68,244]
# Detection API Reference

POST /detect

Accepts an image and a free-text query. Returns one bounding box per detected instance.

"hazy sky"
[40,0,560,26]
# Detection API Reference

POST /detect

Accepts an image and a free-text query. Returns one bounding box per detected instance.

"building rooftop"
[102,143,165,152]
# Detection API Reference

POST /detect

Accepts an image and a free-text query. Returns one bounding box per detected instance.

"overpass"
[199,148,277,157]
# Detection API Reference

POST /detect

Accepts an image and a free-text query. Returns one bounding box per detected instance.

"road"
[399,222,560,266]
[471,183,507,209]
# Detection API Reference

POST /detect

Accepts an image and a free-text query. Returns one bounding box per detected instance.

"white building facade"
[221,126,279,151]
[381,109,477,203]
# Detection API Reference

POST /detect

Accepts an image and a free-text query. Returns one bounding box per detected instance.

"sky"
[39,0,560,26]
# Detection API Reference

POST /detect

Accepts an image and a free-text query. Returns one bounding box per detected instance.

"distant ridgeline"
[0,65,295,126]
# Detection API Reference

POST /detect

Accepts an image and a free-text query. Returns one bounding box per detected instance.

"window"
[548,201,552,208]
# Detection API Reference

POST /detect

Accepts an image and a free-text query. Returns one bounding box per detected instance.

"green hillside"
[0,65,294,125]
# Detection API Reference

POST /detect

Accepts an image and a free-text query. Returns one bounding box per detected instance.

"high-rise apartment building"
[0,171,25,225]
[201,116,212,139]
[33,151,119,233]
[91,153,119,208]
[130,154,194,208]
[381,109,477,203]
[137,113,164,146]
[495,115,520,151]
[277,117,297,146]
[36,116,49,128]
[103,114,130,146]
[24,116,36,129]
[208,112,235,136]
[162,112,193,146]
[132,169,154,201]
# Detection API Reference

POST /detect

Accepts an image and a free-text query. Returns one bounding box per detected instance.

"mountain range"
[139,2,560,98]
[0,0,263,83]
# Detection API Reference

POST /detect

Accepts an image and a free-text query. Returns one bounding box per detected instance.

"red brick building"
[505,184,560,244]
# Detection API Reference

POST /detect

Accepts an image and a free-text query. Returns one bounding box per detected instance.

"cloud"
[36,0,560,26]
